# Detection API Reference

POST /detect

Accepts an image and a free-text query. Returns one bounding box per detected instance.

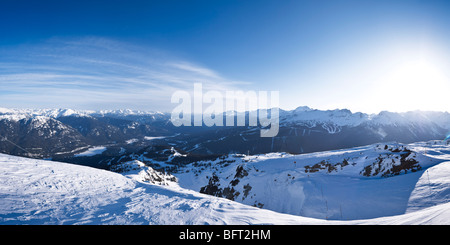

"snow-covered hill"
[1,152,450,225]
[169,140,450,221]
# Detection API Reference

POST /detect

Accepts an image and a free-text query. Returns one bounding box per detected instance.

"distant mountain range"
[0,106,449,167]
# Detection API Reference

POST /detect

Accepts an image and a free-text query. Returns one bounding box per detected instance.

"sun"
[389,60,445,94]
[372,57,449,113]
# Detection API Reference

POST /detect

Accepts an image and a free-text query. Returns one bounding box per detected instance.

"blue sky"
[1,0,450,113]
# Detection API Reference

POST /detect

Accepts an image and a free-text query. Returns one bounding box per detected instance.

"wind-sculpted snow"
[0,154,319,224]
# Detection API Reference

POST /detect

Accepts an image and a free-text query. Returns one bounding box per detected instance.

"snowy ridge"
[0,108,164,120]
[280,106,450,130]
[96,109,165,117]
[110,159,178,185]
[2,106,449,129]
[0,108,91,123]
[281,107,368,127]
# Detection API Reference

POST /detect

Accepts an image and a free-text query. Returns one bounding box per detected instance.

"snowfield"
[0,154,318,225]
[1,146,450,225]
[74,146,107,157]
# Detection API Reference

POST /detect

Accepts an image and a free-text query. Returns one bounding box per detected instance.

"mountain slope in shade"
[1,153,450,224]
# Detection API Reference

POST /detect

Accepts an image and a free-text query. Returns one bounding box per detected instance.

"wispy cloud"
[167,62,221,79]
[0,37,250,111]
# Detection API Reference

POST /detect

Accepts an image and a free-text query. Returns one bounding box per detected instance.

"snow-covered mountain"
[281,106,450,130]
[171,106,450,155]
[1,106,449,161]
[0,108,164,119]
[1,149,450,225]
[0,108,171,159]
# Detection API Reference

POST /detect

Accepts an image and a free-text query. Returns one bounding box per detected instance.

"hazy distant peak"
[293,106,313,112]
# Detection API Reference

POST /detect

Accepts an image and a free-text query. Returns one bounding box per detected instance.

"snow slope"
[0,154,318,225]
[174,141,450,221]
[1,152,450,225]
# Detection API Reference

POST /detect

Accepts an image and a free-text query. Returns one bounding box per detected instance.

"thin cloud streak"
[0,37,251,111]
[167,62,221,79]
